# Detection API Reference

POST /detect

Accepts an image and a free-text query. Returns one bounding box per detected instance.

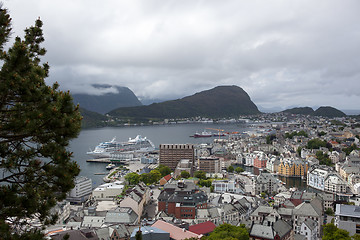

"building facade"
[159,144,195,171]
[198,156,221,173]
[158,180,208,219]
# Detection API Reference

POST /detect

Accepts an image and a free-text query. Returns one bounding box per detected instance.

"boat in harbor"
[106,163,116,170]
[87,135,155,158]
[192,130,213,138]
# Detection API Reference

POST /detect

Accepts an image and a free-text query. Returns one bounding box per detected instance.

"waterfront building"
[266,156,280,173]
[335,204,360,236]
[68,176,93,203]
[278,158,309,178]
[244,152,256,166]
[307,166,331,192]
[308,165,348,195]
[253,152,268,169]
[159,144,195,171]
[198,156,221,173]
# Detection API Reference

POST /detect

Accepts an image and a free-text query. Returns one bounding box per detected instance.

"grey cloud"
[5,0,360,110]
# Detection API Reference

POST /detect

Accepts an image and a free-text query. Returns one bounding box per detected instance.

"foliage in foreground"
[0,6,82,239]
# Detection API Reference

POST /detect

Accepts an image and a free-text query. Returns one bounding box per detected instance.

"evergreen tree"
[0,7,82,238]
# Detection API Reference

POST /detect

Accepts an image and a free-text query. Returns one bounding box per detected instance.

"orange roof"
[152,220,202,240]
[163,174,172,181]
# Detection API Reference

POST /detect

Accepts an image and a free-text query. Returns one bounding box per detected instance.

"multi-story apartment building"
[252,172,280,195]
[159,144,194,171]
[68,176,93,203]
[198,156,221,173]
[307,165,348,194]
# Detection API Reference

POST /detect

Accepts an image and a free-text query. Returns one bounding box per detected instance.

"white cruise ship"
[87,135,155,158]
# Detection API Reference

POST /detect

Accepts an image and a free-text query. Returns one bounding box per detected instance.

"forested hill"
[108,85,260,120]
[313,106,346,117]
[72,85,142,114]
[282,107,315,115]
[282,106,346,117]
[79,108,108,129]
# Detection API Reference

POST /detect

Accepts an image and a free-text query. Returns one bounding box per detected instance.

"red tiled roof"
[163,174,172,181]
[152,220,202,240]
[189,221,216,235]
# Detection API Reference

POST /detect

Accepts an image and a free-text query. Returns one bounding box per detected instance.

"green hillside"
[79,107,108,128]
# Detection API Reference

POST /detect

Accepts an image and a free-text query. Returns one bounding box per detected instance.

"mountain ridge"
[72,85,142,114]
[108,85,261,120]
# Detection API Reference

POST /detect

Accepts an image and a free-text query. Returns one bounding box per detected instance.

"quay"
[86,158,111,163]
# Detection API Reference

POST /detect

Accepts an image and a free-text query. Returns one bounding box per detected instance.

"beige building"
[159,144,194,170]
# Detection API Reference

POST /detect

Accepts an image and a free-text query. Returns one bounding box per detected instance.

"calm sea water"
[69,123,306,190]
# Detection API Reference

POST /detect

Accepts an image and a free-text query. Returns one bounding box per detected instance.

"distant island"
[282,106,346,117]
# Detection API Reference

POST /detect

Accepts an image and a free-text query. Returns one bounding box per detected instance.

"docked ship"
[192,130,213,138]
[87,135,155,158]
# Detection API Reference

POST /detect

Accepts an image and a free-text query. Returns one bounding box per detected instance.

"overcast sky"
[4,0,360,110]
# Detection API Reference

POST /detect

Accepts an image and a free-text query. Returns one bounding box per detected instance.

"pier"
[86,158,111,163]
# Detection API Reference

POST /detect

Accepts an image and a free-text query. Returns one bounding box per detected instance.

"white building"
[308,166,348,194]
[68,176,93,203]
[307,168,327,191]
[212,180,243,194]
[266,156,280,173]
[299,218,318,240]
[324,174,347,194]
[92,181,124,200]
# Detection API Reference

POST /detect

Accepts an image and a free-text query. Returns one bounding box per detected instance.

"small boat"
[106,163,116,170]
